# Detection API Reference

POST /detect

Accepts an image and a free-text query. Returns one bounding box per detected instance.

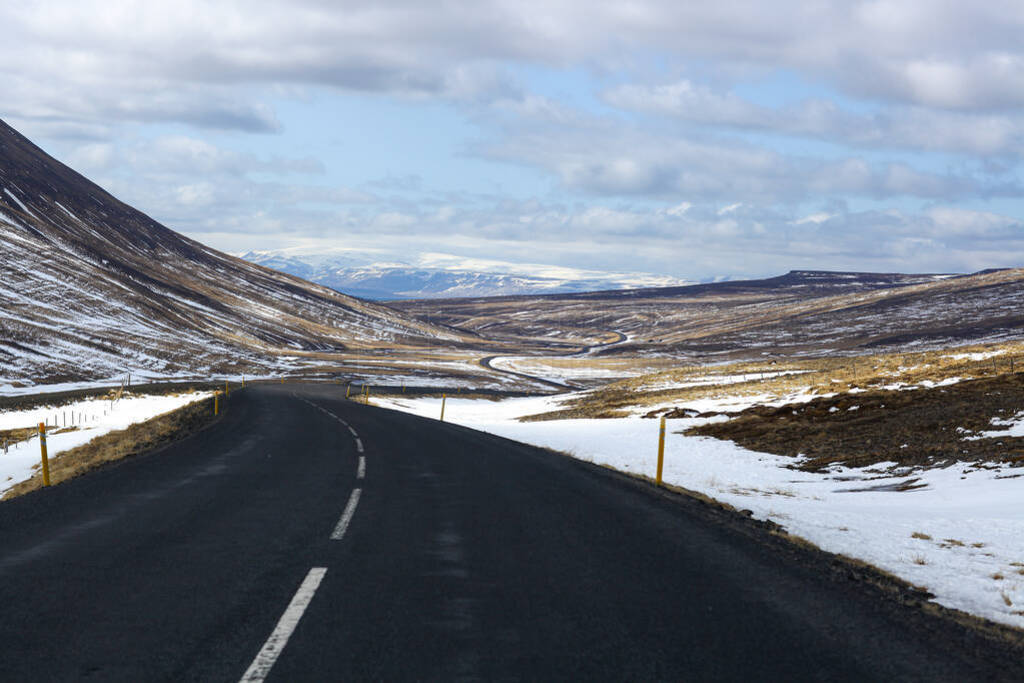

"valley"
[5,114,1024,659]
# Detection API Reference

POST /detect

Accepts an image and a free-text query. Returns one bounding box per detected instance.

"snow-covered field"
[489,356,655,381]
[0,391,214,496]
[374,391,1024,629]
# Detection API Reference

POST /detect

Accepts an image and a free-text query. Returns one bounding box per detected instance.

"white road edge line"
[355,438,364,453]
[357,456,366,480]
[239,567,327,683]
[348,426,358,437]
[331,488,363,540]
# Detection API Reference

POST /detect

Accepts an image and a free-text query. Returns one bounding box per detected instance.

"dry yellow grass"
[522,340,1024,421]
[3,396,218,500]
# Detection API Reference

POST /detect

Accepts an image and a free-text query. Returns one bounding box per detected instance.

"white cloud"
[605,78,1024,157]
[192,198,1024,281]
[3,1,1024,281]
[793,212,833,225]
[665,201,691,217]
[482,115,1013,202]
[6,0,1024,136]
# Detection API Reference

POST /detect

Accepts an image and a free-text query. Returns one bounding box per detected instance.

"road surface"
[479,330,629,389]
[0,384,1020,681]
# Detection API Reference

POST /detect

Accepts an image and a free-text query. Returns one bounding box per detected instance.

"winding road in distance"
[0,383,1019,681]
[479,329,629,390]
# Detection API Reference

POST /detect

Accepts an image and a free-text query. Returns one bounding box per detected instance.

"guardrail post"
[440,394,447,422]
[38,423,50,487]
[656,415,666,485]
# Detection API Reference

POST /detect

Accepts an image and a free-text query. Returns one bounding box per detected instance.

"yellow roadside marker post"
[346,384,351,399]
[656,415,666,485]
[242,375,246,388]
[38,423,50,487]
[214,394,219,416]
[440,394,447,422]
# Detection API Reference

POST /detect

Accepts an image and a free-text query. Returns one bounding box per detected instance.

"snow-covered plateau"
[374,390,1024,630]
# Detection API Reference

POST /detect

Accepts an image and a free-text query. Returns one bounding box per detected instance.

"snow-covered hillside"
[0,119,469,389]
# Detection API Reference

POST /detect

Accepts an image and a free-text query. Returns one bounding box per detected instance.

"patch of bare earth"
[3,395,219,500]
[687,373,1024,473]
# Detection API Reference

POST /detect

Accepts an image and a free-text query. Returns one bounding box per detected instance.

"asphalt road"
[479,330,629,390]
[0,384,1021,681]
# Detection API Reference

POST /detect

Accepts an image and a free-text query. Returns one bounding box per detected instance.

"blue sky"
[3,1,1024,281]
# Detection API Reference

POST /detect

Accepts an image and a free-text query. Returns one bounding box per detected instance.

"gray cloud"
[188,196,1024,280]
[605,79,1024,158]
[479,117,1020,202]
[7,1,1024,126]
[4,1,1024,281]
[59,131,1022,278]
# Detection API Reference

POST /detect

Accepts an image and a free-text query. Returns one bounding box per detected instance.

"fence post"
[440,394,447,422]
[38,423,50,487]
[656,415,666,485]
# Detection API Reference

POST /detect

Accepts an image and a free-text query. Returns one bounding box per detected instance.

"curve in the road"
[478,329,629,390]
[0,384,1021,681]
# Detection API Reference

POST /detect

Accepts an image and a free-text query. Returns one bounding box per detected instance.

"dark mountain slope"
[0,119,468,387]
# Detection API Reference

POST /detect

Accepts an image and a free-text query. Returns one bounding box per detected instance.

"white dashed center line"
[357,456,366,480]
[331,488,362,540]
[300,398,365,464]
[239,567,327,683]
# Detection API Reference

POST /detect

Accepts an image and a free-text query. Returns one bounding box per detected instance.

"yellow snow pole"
[656,415,666,485]
[38,423,50,487]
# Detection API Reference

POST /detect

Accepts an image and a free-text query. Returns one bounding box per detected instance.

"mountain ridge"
[0,118,468,387]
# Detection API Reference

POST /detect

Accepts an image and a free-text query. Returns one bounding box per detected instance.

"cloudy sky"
[4,1,1024,280]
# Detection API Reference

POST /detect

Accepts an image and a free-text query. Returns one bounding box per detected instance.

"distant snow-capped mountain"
[238,250,690,300]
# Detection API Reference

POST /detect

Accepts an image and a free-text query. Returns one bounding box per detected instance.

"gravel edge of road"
[538,445,1024,664]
